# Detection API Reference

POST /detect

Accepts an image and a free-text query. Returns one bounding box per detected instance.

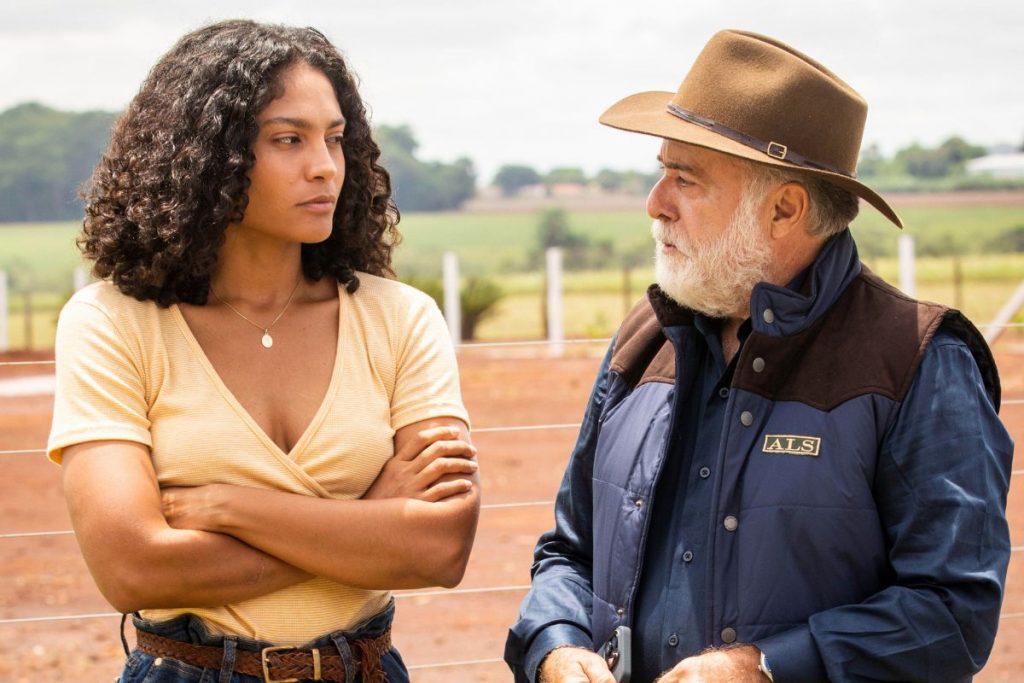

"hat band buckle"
[665,103,852,178]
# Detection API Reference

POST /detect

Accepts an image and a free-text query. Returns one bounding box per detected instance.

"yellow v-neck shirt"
[48,274,469,644]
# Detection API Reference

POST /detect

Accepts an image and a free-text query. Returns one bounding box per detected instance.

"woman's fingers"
[417,456,478,484]
[419,478,475,503]
[394,425,462,461]
[410,439,477,473]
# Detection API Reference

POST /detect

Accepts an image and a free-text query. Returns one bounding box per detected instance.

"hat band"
[666,103,854,178]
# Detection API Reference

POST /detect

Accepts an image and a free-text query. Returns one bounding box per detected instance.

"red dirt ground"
[1,340,1021,682]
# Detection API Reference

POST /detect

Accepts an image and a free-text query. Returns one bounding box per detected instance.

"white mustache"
[651,219,688,254]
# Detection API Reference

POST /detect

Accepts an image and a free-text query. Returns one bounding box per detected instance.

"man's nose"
[646,174,675,221]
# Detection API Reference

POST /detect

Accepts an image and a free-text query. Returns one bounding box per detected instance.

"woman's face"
[231,61,346,246]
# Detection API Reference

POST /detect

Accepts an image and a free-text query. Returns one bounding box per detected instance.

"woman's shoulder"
[63,280,162,326]
[347,272,439,313]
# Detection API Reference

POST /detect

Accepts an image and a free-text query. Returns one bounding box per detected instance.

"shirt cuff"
[754,625,829,683]
[525,623,593,682]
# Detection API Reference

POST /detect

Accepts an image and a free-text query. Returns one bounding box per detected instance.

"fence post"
[0,270,7,353]
[74,267,89,291]
[23,290,32,351]
[442,251,461,348]
[898,234,915,297]
[546,247,564,357]
[984,278,1024,346]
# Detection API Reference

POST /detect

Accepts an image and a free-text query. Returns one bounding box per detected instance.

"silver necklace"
[211,277,302,349]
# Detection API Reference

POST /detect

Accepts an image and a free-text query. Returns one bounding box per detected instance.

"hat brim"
[599,91,903,229]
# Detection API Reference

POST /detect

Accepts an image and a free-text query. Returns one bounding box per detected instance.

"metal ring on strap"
[666,103,855,178]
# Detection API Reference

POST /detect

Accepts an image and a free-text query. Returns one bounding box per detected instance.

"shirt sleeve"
[756,329,1014,682]
[389,292,469,431]
[504,343,614,683]
[47,299,152,464]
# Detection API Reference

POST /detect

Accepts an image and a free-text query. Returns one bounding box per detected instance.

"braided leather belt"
[135,627,391,683]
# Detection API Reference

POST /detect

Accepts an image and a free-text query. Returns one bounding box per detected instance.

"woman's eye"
[275,135,300,145]
[327,133,345,145]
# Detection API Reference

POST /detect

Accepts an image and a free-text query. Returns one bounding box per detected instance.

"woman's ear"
[769,181,810,239]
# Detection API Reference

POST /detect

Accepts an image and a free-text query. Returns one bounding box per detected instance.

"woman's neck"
[211,229,305,305]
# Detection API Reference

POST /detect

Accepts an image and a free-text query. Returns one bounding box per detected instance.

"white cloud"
[2,0,1021,181]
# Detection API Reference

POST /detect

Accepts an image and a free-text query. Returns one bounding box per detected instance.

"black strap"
[666,103,854,177]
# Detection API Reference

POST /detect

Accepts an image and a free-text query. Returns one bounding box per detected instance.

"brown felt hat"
[600,29,902,228]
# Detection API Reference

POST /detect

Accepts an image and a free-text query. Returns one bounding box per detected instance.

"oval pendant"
[261,332,273,349]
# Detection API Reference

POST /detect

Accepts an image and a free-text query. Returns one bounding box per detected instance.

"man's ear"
[769,182,810,239]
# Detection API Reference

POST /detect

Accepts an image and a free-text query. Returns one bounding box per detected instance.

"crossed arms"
[62,419,479,613]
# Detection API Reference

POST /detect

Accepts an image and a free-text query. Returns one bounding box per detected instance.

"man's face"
[647,140,772,319]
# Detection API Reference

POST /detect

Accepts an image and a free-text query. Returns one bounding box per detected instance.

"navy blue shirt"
[632,314,745,682]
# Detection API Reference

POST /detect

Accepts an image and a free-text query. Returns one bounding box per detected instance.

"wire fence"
[1,332,1022,678]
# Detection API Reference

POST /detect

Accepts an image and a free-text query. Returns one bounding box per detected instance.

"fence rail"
[2,330,1023,676]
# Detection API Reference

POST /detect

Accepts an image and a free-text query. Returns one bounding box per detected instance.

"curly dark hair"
[79,20,400,306]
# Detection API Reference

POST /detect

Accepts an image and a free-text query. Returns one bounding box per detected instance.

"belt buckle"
[261,645,319,683]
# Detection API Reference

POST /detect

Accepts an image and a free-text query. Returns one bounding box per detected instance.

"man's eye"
[275,135,300,145]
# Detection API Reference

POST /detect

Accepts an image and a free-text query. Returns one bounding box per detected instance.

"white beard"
[652,190,772,319]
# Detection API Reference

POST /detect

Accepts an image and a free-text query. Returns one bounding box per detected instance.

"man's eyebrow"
[656,155,702,177]
[261,116,347,129]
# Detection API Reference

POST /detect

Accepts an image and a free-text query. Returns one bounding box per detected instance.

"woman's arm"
[162,416,481,590]
[62,439,311,614]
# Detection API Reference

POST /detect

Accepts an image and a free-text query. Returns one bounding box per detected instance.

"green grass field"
[2,201,1023,347]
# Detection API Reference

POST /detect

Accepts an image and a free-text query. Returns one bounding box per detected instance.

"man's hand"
[539,646,617,683]
[656,645,766,682]
[364,425,477,502]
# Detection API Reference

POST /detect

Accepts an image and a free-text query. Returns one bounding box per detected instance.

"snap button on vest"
[699,466,711,479]
[718,387,729,399]
[752,357,765,372]
[763,308,775,324]
[740,411,753,426]
[723,515,738,531]
[682,550,694,562]
[721,627,737,644]
[668,633,679,647]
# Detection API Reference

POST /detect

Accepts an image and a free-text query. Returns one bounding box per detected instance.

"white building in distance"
[966,153,1024,178]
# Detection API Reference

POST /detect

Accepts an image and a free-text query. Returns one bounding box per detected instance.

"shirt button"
[682,550,694,563]
[740,411,753,426]
[763,309,776,324]
[752,357,765,373]
[721,627,737,644]
[634,499,643,509]
[617,607,625,617]
[699,466,711,479]
[718,387,729,399]
[668,633,679,647]
[723,515,739,532]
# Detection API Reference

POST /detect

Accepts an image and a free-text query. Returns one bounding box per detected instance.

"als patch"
[762,434,821,457]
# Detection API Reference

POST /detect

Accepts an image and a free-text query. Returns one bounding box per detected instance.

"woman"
[46,20,479,683]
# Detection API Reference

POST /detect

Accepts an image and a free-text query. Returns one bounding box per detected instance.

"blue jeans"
[118,602,408,683]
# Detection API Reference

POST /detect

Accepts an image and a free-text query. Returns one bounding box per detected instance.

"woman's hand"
[364,424,477,502]
[162,484,226,533]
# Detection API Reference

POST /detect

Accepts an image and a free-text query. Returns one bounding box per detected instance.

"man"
[505,30,1014,683]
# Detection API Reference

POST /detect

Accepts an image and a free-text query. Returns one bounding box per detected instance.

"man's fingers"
[579,659,617,683]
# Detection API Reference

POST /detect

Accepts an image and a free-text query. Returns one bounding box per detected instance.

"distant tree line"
[375,124,476,211]
[492,134,1024,197]
[0,103,476,222]
[492,164,660,197]
[0,102,118,221]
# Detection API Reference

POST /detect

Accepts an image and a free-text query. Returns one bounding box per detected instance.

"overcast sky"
[2,0,1022,182]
